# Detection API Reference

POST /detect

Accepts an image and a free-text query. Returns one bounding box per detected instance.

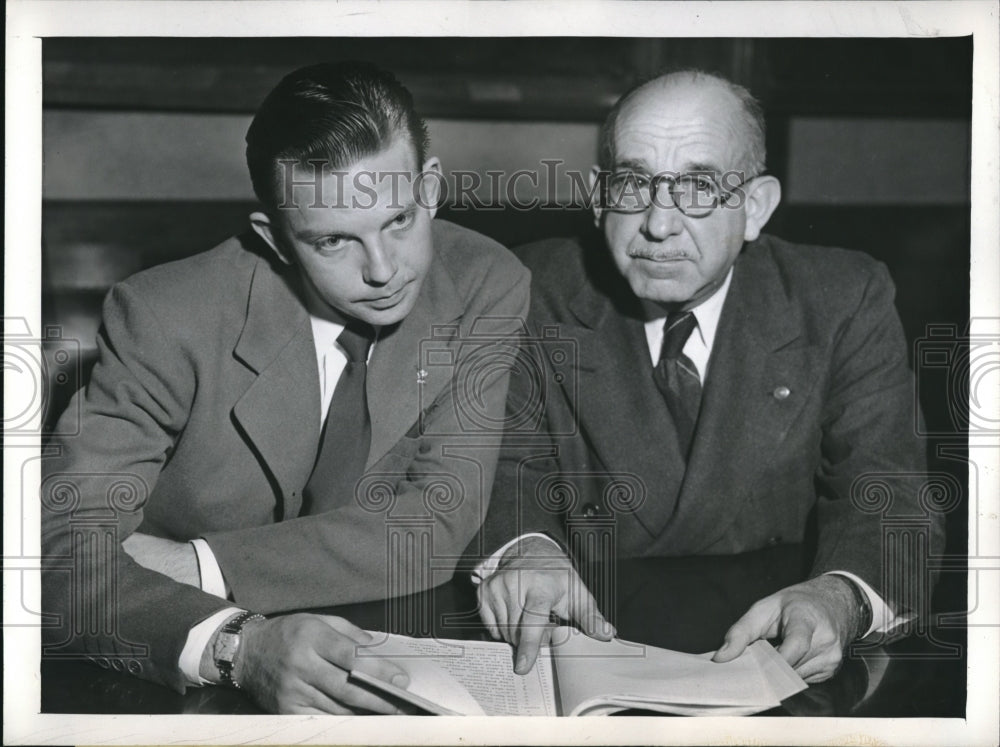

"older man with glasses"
[474,69,940,685]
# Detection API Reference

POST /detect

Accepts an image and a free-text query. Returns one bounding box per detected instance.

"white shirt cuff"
[191,538,228,598]
[471,533,561,584]
[178,607,242,686]
[825,571,898,637]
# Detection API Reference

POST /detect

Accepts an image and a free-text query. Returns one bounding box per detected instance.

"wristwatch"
[845,580,874,640]
[214,610,265,689]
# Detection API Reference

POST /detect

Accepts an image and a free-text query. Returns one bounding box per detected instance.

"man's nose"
[363,240,397,285]
[642,199,684,241]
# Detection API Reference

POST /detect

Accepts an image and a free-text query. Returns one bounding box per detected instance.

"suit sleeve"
[810,263,944,617]
[41,283,237,692]
[202,260,532,612]
[471,339,574,559]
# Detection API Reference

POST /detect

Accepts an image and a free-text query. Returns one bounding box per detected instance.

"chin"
[354,297,418,327]
[628,276,693,306]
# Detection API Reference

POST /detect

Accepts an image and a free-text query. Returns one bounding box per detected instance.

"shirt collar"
[298,271,382,353]
[687,265,733,351]
[643,266,734,362]
[309,314,345,351]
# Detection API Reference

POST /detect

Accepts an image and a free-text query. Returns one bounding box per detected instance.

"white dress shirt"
[473,268,898,638]
[179,313,364,686]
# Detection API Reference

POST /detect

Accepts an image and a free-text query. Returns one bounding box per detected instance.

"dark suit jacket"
[482,232,942,617]
[41,220,530,691]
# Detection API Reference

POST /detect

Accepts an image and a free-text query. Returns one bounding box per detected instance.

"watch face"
[215,631,240,664]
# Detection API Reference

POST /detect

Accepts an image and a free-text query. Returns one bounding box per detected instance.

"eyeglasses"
[604,170,750,218]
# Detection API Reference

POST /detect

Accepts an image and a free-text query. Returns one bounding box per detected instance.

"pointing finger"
[515,591,556,674]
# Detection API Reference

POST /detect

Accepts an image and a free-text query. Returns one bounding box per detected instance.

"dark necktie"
[652,311,702,459]
[302,321,375,515]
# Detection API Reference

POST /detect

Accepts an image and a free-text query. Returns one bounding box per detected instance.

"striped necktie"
[302,320,375,515]
[652,311,702,459]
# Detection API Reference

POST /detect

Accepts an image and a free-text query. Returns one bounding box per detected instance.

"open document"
[351,626,806,716]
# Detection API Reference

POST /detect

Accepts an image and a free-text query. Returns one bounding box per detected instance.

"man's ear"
[741,175,781,242]
[418,157,443,219]
[249,211,292,265]
[588,165,606,228]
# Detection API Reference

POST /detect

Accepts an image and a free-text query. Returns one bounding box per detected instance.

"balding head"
[599,70,766,178]
[589,68,782,311]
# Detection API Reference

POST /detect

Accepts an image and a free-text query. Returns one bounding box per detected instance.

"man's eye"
[686,174,718,194]
[621,172,650,188]
[609,172,649,196]
[316,236,347,251]
[391,211,415,230]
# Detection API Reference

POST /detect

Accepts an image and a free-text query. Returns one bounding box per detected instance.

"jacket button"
[127,659,142,675]
[582,503,602,518]
[773,386,791,400]
[95,657,110,669]
[419,441,432,454]
[111,658,125,672]
[767,535,782,546]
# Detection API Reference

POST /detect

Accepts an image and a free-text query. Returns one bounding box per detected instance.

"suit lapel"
[366,251,463,468]
[232,254,320,518]
[659,246,822,553]
[231,231,465,509]
[567,280,686,535]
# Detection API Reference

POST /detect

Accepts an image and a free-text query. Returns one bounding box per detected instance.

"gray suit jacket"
[42,220,529,691]
[482,232,942,617]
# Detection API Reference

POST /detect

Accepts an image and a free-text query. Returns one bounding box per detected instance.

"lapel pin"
[416,368,428,385]
[773,385,791,400]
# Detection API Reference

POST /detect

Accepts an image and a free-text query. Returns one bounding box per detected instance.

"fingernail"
[391,673,409,688]
[515,655,528,672]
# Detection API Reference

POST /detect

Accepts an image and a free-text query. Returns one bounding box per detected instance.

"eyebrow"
[613,158,651,173]
[294,226,348,242]
[293,228,337,242]
[612,159,725,176]
[684,161,724,175]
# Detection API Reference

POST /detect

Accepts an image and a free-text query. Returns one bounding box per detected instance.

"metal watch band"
[216,611,265,689]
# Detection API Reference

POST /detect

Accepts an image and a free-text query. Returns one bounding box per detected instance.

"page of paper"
[547,628,805,716]
[746,640,808,702]
[355,633,558,716]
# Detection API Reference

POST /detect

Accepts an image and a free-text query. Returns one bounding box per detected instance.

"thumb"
[567,576,616,641]
[320,615,372,643]
[713,609,767,663]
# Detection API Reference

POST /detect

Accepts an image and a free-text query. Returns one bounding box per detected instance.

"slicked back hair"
[246,61,430,209]
[598,69,767,178]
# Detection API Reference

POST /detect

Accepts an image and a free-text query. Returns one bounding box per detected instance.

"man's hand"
[228,614,409,715]
[121,532,200,587]
[477,536,615,675]
[712,575,862,683]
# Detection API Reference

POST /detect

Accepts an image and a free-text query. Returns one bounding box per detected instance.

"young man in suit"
[475,70,942,683]
[41,62,529,713]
